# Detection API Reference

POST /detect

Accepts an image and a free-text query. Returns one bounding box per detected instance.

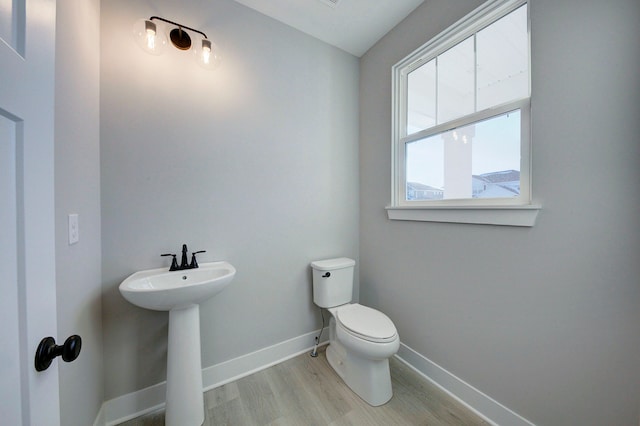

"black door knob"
[34,335,82,372]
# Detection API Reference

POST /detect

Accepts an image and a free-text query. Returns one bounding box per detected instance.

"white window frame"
[387,0,540,226]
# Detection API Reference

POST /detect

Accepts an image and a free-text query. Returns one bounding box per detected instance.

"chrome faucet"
[161,244,206,271]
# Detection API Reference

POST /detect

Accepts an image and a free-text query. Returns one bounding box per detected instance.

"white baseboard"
[99,329,326,426]
[201,330,326,391]
[94,334,533,426]
[92,404,105,426]
[396,343,535,426]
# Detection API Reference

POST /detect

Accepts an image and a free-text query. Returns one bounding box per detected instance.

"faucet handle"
[190,250,206,269]
[161,253,179,271]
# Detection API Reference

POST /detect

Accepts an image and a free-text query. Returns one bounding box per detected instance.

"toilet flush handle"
[322,272,331,278]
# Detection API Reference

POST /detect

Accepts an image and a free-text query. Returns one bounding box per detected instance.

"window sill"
[386,204,541,227]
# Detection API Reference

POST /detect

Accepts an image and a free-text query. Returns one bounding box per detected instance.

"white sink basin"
[119,261,236,311]
[119,260,236,425]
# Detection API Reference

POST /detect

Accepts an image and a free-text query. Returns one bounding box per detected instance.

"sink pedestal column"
[166,304,205,426]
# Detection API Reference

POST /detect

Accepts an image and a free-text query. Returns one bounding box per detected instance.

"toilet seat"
[335,304,397,343]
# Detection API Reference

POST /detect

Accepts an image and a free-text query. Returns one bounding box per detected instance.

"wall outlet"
[68,213,79,245]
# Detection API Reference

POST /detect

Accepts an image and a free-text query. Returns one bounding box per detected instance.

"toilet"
[311,257,399,406]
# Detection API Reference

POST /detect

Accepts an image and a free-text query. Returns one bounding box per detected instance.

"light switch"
[68,214,79,245]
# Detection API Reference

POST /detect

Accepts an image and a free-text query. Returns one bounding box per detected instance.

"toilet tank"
[310,257,356,308]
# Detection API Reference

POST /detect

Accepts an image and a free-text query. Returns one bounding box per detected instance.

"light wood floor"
[118,346,490,425]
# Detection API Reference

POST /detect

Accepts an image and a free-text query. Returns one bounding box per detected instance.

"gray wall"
[55,0,103,425]
[359,0,640,425]
[100,0,359,399]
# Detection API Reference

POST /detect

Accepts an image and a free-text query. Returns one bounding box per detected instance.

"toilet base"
[326,340,393,406]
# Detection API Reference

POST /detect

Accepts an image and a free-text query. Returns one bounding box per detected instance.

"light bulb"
[133,18,167,55]
[202,40,211,65]
[145,22,156,50]
[194,38,222,70]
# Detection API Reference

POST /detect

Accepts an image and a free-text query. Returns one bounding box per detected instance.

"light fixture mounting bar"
[149,16,208,39]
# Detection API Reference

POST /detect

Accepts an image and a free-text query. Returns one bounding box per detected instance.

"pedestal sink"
[119,261,236,426]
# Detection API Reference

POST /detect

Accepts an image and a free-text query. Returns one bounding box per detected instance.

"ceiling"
[231,0,425,57]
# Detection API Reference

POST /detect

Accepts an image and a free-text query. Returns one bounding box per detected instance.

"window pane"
[406,134,444,200]
[407,59,436,135]
[437,37,475,124]
[472,110,521,198]
[405,110,521,201]
[476,5,528,110]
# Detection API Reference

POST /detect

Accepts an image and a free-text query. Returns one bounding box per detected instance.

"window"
[388,0,540,226]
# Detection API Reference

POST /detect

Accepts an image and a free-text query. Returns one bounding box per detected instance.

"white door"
[0,0,60,424]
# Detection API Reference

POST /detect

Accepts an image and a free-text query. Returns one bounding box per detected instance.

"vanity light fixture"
[132,16,221,69]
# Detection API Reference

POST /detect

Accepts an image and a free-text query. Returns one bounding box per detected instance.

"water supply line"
[310,308,326,357]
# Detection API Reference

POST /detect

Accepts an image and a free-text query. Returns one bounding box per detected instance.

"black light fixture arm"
[149,16,208,39]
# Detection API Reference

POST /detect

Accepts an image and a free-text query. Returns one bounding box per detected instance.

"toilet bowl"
[331,303,399,358]
[325,304,399,406]
[311,258,400,406]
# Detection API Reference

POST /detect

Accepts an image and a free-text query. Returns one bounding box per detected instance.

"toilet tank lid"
[310,257,355,271]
